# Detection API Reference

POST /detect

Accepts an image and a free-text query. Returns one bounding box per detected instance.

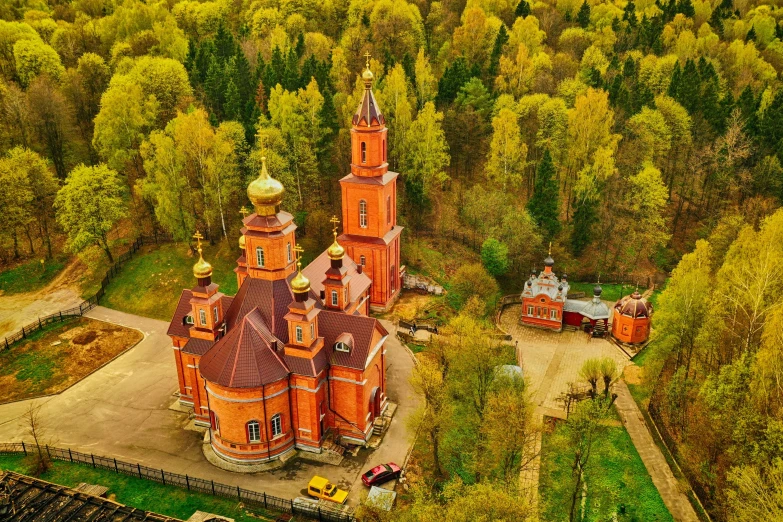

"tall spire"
[353,54,384,128]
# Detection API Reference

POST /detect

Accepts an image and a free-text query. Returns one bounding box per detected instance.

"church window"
[199,309,207,325]
[527,306,533,316]
[213,306,218,322]
[383,139,386,161]
[331,290,338,306]
[344,288,348,303]
[360,255,366,266]
[391,265,396,292]
[184,314,194,325]
[550,309,558,320]
[247,421,261,443]
[361,142,367,163]
[310,322,315,339]
[271,414,282,437]
[359,200,368,228]
[387,196,391,224]
[287,242,292,262]
[296,325,303,343]
[335,341,350,353]
[256,247,265,267]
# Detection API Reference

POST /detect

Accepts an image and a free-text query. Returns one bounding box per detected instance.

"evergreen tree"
[571,198,597,256]
[676,59,700,113]
[736,85,759,135]
[283,47,300,91]
[757,90,783,160]
[295,33,305,58]
[577,1,591,28]
[402,53,416,86]
[436,57,471,105]
[527,150,561,237]
[677,0,695,17]
[746,26,757,42]
[668,61,682,99]
[623,0,637,27]
[515,0,531,18]
[488,25,509,78]
[224,79,241,120]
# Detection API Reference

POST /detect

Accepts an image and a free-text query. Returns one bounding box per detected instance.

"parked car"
[361,463,401,486]
[307,476,348,504]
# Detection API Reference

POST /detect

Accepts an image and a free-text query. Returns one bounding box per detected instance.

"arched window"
[383,139,386,161]
[247,420,261,442]
[256,247,265,267]
[271,413,282,437]
[287,242,292,262]
[310,322,315,339]
[331,290,338,306]
[387,196,391,224]
[391,265,396,293]
[360,255,366,266]
[359,200,367,228]
[295,325,303,343]
[213,306,218,322]
[199,309,207,325]
[361,142,367,163]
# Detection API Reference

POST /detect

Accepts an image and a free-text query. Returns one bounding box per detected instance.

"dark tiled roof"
[224,276,301,343]
[352,88,385,127]
[0,471,178,521]
[200,309,289,387]
[339,171,398,185]
[318,311,387,370]
[168,290,193,338]
[303,251,371,304]
[243,210,295,229]
[284,347,329,378]
[183,337,214,355]
[615,292,652,318]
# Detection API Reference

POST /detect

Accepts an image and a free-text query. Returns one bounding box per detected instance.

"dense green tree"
[527,149,561,237]
[481,237,510,276]
[577,1,591,28]
[55,163,128,263]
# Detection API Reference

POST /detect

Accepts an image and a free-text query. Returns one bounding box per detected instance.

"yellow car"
[307,476,348,504]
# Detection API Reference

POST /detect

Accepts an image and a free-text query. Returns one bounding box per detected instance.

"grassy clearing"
[0,317,142,403]
[0,255,69,295]
[627,345,656,406]
[0,454,283,522]
[100,240,240,321]
[539,411,673,522]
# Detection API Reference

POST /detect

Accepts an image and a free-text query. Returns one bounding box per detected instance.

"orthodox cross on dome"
[240,206,249,219]
[364,51,370,67]
[330,215,340,236]
[193,230,204,250]
[294,244,305,270]
[548,241,552,256]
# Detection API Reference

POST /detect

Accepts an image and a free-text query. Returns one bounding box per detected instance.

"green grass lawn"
[628,345,656,406]
[539,412,673,522]
[100,240,240,321]
[0,454,281,521]
[0,255,69,295]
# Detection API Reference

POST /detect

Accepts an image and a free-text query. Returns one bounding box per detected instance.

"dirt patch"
[71,330,98,345]
[0,317,143,404]
[623,364,642,385]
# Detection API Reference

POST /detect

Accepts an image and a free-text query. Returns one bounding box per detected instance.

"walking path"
[614,380,699,522]
[0,307,418,507]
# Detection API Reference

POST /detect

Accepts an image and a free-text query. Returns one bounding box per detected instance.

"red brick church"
[167,62,402,466]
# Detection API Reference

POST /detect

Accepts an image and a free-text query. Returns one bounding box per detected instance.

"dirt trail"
[0,258,86,339]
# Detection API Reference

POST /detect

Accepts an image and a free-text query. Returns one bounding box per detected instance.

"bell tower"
[189,231,225,342]
[339,55,403,311]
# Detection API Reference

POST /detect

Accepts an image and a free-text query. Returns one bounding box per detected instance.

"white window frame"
[310,322,315,339]
[359,200,367,228]
[296,325,303,343]
[335,342,350,353]
[271,414,282,437]
[331,290,338,306]
[213,306,218,322]
[199,309,207,325]
[360,255,366,266]
[361,141,367,163]
[550,309,558,320]
[247,420,260,443]
[527,305,534,316]
[256,246,265,267]
[184,314,194,325]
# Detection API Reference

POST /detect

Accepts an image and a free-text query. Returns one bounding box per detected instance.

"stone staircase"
[321,430,346,457]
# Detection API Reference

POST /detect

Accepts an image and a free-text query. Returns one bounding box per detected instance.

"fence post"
[263,492,267,508]
[21,441,26,455]
[59,311,63,321]
[91,454,95,468]
[45,445,50,459]
[185,475,190,491]
[68,448,73,462]
[290,499,294,512]
[318,507,322,521]
[137,463,142,478]
[22,328,25,339]
[211,480,215,495]
[38,317,42,328]
[114,458,119,473]
[161,469,166,485]
[237,485,241,499]
[4,338,7,349]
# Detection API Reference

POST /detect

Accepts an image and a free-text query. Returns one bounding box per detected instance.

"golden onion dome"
[362,67,374,83]
[291,270,310,294]
[247,156,284,216]
[238,234,246,250]
[193,247,213,279]
[327,232,345,261]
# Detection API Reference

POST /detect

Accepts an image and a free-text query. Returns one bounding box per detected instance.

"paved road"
[0,307,418,507]
[615,381,699,522]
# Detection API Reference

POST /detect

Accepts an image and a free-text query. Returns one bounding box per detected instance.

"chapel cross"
[240,206,249,219]
[364,51,371,68]
[192,231,204,250]
[330,215,340,235]
[294,244,305,269]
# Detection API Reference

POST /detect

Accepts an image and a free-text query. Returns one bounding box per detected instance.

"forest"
[1,0,783,518]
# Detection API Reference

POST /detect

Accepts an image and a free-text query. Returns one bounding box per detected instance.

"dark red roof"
[183,338,214,356]
[199,309,289,387]
[353,88,385,127]
[339,171,398,186]
[303,251,371,304]
[168,290,193,338]
[318,311,387,370]
[284,348,329,378]
[223,276,302,343]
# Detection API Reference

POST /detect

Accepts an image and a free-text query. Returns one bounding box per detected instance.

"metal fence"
[0,442,354,522]
[2,234,172,351]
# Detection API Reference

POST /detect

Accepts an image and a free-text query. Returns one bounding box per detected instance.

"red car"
[361,462,401,486]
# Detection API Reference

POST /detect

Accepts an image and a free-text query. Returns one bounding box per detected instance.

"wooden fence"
[2,234,172,351]
[0,442,353,522]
